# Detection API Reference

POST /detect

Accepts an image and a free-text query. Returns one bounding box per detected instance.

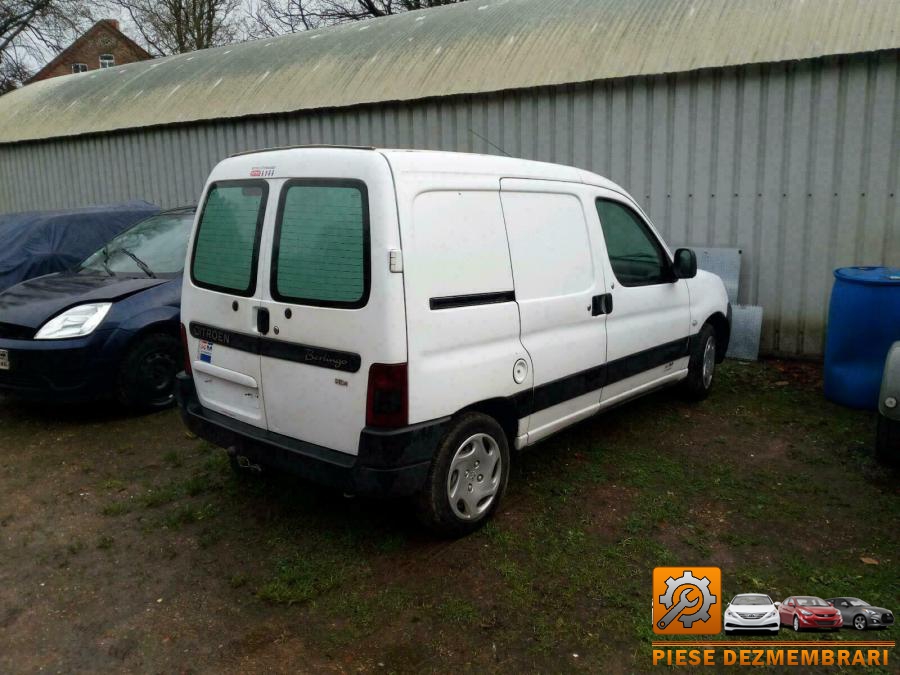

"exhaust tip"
[234,453,262,473]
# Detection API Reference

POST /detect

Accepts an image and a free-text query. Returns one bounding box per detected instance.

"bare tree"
[0,0,94,92]
[251,0,467,38]
[111,0,244,55]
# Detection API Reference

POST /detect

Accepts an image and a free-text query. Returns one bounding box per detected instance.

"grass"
[1,360,897,673]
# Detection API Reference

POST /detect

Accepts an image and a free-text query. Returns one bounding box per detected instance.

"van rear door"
[183,180,270,429]
[255,151,405,455]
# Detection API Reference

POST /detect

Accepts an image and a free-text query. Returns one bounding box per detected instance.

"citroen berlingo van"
[177,147,730,536]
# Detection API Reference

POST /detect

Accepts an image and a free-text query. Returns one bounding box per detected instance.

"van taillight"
[366,363,408,428]
[180,322,192,376]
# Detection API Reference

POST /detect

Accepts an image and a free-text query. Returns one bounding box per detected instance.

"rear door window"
[191,181,268,295]
[271,180,370,308]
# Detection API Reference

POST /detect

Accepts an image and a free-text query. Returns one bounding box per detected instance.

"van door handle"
[257,307,270,335]
[592,293,613,316]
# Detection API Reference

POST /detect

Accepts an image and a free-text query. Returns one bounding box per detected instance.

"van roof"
[225,145,626,194]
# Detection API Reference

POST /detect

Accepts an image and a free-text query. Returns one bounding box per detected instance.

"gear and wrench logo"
[655,569,719,632]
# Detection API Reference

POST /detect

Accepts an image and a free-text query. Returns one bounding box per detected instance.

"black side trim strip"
[513,336,693,417]
[189,322,361,373]
[430,291,516,311]
[261,339,361,373]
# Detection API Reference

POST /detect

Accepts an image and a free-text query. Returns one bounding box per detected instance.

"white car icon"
[724,594,780,634]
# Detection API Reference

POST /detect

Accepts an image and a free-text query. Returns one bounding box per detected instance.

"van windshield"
[80,211,194,278]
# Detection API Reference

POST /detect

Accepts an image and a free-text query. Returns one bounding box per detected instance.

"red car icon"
[778,596,843,632]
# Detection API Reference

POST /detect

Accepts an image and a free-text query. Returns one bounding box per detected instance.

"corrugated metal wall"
[1,51,898,356]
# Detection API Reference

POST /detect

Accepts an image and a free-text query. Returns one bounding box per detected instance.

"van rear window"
[191,182,267,295]
[272,180,370,308]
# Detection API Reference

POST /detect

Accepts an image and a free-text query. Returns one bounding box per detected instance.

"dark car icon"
[826,598,895,631]
[0,207,195,410]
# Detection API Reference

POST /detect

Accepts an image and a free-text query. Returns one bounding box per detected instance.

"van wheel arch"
[458,398,520,449]
[705,312,730,363]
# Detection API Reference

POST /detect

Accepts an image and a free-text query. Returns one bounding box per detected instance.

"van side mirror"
[673,248,697,279]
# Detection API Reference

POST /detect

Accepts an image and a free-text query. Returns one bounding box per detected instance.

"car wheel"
[116,333,182,411]
[853,614,868,631]
[681,324,717,400]
[875,414,900,466]
[793,616,800,632]
[415,412,509,538]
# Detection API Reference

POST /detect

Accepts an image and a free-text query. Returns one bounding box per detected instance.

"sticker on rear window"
[199,340,213,363]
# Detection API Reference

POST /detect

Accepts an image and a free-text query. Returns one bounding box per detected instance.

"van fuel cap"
[513,359,528,384]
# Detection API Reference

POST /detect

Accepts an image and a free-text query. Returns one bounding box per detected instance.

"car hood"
[0,271,167,329]
[730,604,776,613]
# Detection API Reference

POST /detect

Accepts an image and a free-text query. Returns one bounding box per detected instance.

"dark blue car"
[0,207,195,410]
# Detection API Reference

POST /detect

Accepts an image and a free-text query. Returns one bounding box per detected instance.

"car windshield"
[848,599,869,607]
[733,595,771,606]
[80,211,194,278]
[796,597,829,607]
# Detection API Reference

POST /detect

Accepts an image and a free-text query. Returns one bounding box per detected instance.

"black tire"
[415,412,510,538]
[852,614,868,631]
[875,414,900,466]
[116,333,182,411]
[682,323,717,401]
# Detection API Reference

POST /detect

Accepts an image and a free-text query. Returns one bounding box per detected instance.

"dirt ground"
[0,360,897,673]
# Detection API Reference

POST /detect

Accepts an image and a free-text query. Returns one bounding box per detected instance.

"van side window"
[272,180,369,308]
[595,199,671,286]
[191,182,267,295]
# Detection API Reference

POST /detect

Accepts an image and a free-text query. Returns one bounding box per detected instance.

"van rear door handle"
[592,293,613,316]
[257,307,270,335]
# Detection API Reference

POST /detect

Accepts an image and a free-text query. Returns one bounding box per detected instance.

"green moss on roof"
[0,0,897,144]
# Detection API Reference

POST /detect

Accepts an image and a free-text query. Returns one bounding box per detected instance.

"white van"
[177,147,730,536]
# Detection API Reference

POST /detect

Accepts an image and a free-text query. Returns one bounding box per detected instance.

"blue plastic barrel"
[824,267,900,409]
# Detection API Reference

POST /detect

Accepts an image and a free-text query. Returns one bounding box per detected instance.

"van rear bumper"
[175,373,448,497]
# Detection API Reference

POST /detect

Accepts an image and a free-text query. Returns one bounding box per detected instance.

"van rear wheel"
[415,412,509,537]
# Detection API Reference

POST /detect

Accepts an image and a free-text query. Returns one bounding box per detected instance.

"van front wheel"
[682,324,717,401]
[415,412,510,537]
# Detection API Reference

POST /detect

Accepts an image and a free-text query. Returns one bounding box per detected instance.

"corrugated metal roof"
[1,0,898,144]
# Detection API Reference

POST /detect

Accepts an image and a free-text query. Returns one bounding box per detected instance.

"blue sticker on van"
[199,340,213,363]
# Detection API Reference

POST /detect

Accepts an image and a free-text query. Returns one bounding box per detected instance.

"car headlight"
[35,303,112,340]
[864,609,878,615]
[765,610,777,619]
[800,610,813,616]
